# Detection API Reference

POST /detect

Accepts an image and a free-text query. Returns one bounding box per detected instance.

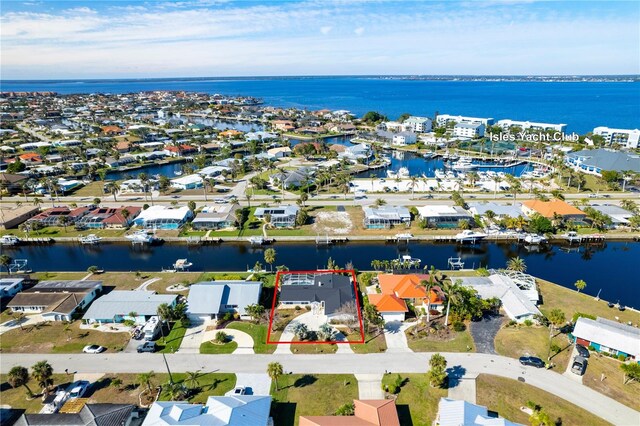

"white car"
[68,381,90,399]
[82,345,106,354]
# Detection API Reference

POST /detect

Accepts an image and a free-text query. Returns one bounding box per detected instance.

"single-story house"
[300,399,400,426]
[367,294,408,323]
[572,317,640,361]
[191,204,240,230]
[14,403,139,426]
[362,206,411,229]
[279,274,355,318]
[83,290,177,325]
[467,202,524,220]
[416,205,474,228]
[27,206,93,227]
[197,165,231,179]
[76,206,141,229]
[456,271,541,323]
[269,167,314,189]
[186,281,262,321]
[373,274,444,322]
[0,205,40,229]
[266,146,292,158]
[254,205,299,228]
[171,174,203,190]
[436,398,523,426]
[0,173,28,195]
[588,204,635,227]
[0,278,24,298]
[142,395,272,426]
[133,206,193,230]
[521,199,585,221]
[7,280,103,321]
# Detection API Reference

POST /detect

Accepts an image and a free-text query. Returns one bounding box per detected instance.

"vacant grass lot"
[476,374,610,426]
[536,278,640,325]
[583,355,640,410]
[381,373,447,426]
[1,320,130,353]
[270,374,359,426]
[494,325,572,372]
[405,324,475,352]
[226,322,276,354]
[0,373,68,414]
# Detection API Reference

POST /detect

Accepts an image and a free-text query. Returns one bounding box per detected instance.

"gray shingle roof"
[567,148,640,173]
[279,274,354,315]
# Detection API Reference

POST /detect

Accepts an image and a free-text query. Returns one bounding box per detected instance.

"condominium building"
[593,127,640,149]
[403,116,433,133]
[435,114,494,127]
[497,119,567,132]
[453,122,485,139]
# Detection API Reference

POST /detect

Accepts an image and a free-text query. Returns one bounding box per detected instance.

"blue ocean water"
[2,77,638,133]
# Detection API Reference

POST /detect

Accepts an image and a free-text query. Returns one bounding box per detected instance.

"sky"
[1,0,639,79]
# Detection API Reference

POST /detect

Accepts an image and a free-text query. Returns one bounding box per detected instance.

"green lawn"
[1,320,130,353]
[583,355,640,410]
[200,341,238,354]
[157,372,237,403]
[405,324,475,352]
[157,320,188,353]
[0,374,68,414]
[494,324,572,372]
[381,373,447,426]
[226,322,276,354]
[270,374,359,426]
[476,374,610,426]
[345,330,387,354]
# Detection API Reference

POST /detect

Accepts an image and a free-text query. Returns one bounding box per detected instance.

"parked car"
[232,386,246,395]
[137,341,157,353]
[571,356,588,375]
[519,356,545,368]
[82,345,106,354]
[68,381,90,399]
[575,344,590,358]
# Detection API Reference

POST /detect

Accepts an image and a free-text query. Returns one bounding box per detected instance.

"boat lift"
[448,257,465,270]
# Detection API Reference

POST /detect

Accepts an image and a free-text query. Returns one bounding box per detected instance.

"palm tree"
[31,360,54,391]
[264,248,276,272]
[442,280,461,327]
[138,173,149,203]
[156,304,173,338]
[32,197,43,208]
[8,366,33,396]
[409,176,418,199]
[106,182,120,202]
[421,271,437,323]
[506,256,527,272]
[574,279,587,293]
[137,371,156,393]
[0,254,12,274]
[621,199,638,214]
[267,362,284,391]
[185,370,202,390]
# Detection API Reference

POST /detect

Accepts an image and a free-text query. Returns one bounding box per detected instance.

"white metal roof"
[83,291,177,320]
[437,398,523,426]
[573,317,640,357]
[187,281,262,316]
[136,206,191,222]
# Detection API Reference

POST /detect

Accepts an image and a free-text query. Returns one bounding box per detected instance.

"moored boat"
[455,229,488,243]
[0,235,21,246]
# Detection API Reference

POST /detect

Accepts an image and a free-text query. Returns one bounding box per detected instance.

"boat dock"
[315,236,349,246]
[20,238,55,244]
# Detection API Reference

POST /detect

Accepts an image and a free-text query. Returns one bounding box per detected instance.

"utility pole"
[162,353,174,384]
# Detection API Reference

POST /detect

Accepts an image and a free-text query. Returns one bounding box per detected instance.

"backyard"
[270,374,359,426]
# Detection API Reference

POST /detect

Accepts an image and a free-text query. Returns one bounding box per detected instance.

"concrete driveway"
[230,373,272,396]
[469,313,504,354]
[383,321,412,353]
[355,374,384,399]
[178,320,207,354]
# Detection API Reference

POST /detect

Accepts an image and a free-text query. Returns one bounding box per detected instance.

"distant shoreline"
[2,74,639,84]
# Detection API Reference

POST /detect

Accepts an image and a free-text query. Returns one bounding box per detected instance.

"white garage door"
[382,312,405,323]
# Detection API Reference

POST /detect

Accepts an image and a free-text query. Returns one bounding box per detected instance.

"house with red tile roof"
[19,152,42,162]
[299,399,400,426]
[367,293,408,322]
[521,199,585,221]
[370,274,444,322]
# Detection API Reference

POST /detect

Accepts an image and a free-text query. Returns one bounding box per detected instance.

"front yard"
[0,373,68,414]
[583,355,640,410]
[494,324,572,372]
[270,374,359,426]
[405,321,475,352]
[381,373,447,426]
[345,329,387,353]
[0,320,130,353]
[226,321,276,354]
[157,320,188,353]
[476,374,610,426]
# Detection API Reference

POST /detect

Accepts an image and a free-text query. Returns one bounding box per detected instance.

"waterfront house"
[362,205,411,229]
[367,293,409,323]
[163,144,196,157]
[467,202,524,221]
[0,173,28,195]
[0,278,24,298]
[338,143,372,162]
[572,317,640,361]
[76,206,141,229]
[143,395,272,426]
[133,205,193,229]
[435,398,523,426]
[82,290,177,325]
[403,116,433,133]
[186,281,262,322]
[564,148,640,176]
[271,119,295,132]
[588,204,635,227]
[15,403,139,426]
[171,174,204,190]
[497,119,567,132]
[416,205,474,228]
[191,204,240,230]
[376,273,444,320]
[435,114,494,127]
[0,205,40,229]
[392,131,417,146]
[27,206,93,227]
[300,399,400,426]
[266,146,292,158]
[521,199,586,221]
[254,205,299,227]
[593,126,640,149]
[279,273,355,318]
[456,271,541,323]
[453,122,485,139]
[7,280,102,321]
[197,165,231,179]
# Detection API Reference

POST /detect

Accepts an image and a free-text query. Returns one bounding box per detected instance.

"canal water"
[106,162,185,181]
[3,241,638,309]
[179,117,265,133]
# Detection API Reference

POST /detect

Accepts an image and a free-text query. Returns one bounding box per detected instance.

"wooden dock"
[20,237,55,244]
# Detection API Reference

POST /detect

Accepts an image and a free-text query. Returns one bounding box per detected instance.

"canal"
[2,241,638,309]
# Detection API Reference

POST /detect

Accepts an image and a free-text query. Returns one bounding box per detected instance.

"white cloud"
[320,26,332,35]
[354,27,365,36]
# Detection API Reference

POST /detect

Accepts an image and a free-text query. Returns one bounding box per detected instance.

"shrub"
[452,321,466,332]
[294,306,302,311]
[334,403,355,416]
[572,312,597,322]
[588,345,596,351]
[524,319,533,327]
[507,320,517,327]
[223,312,233,321]
[123,319,135,327]
[215,331,228,344]
[618,354,627,361]
[476,267,490,277]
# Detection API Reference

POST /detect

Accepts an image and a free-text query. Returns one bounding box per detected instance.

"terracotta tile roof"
[299,399,400,426]
[522,199,585,217]
[378,274,443,303]
[368,294,408,313]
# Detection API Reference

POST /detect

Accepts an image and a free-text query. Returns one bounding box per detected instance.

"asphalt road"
[1,352,638,425]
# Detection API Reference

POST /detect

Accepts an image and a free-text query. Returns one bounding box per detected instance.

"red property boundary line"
[267,269,365,345]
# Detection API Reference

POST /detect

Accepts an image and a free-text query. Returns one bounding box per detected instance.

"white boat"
[79,234,102,245]
[248,236,265,245]
[125,230,158,245]
[562,231,582,244]
[455,230,488,243]
[395,233,414,240]
[451,158,477,171]
[0,235,20,246]
[173,258,193,270]
[434,170,446,180]
[523,233,547,245]
[397,167,410,178]
[174,170,183,176]
[386,170,398,179]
